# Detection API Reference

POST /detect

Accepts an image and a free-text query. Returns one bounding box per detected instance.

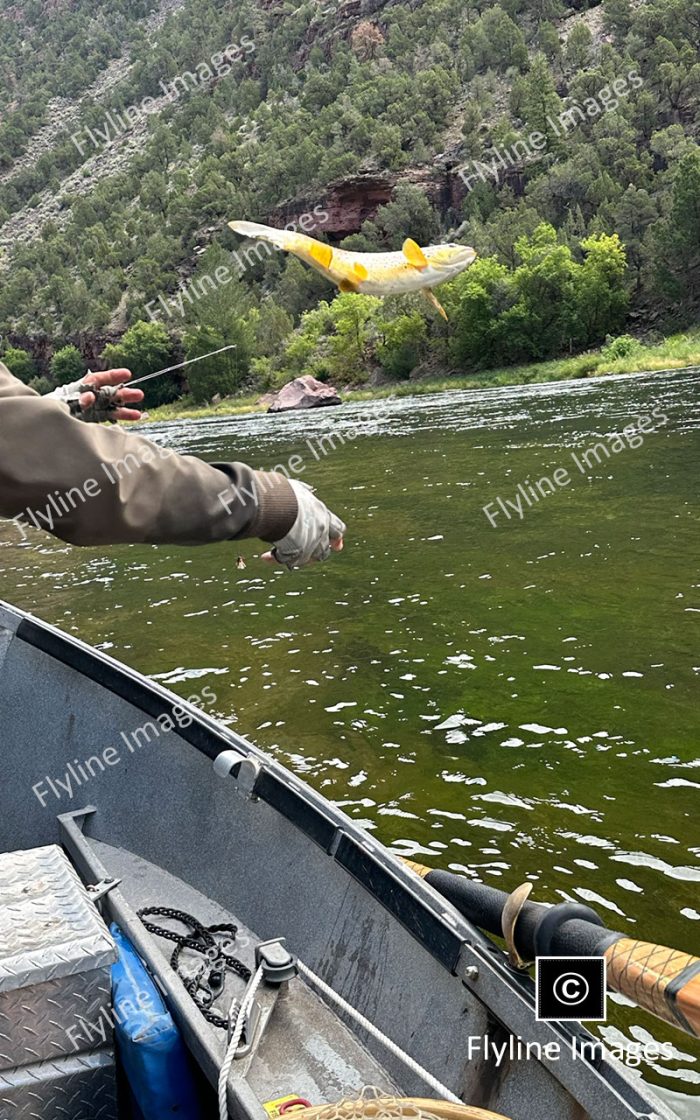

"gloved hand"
[261,480,346,570]
[45,368,144,422]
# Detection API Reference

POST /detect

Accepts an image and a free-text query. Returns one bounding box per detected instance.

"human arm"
[0,361,298,547]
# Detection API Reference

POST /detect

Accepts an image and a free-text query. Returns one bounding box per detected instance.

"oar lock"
[501,884,604,971]
[501,883,533,970]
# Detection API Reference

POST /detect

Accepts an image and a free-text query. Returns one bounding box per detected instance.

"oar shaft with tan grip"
[605,938,700,1036]
[401,859,700,1038]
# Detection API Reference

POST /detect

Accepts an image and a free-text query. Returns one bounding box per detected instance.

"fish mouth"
[452,246,477,267]
[432,245,478,272]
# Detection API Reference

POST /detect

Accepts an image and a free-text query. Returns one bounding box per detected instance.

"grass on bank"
[147,328,700,422]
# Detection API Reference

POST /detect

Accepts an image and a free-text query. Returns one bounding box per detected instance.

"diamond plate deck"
[0,1049,117,1119]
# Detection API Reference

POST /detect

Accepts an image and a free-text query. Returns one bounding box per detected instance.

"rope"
[137,906,251,1029]
[302,1099,511,1120]
[218,964,265,1120]
[296,961,461,1105]
[139,907,461,1114]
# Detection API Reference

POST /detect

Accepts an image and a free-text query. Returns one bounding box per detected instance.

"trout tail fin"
[228,220,298,249]
[228,221,335,272]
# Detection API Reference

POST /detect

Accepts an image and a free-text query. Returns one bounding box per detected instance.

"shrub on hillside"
[3,346,36,382]
[50,344,84,384]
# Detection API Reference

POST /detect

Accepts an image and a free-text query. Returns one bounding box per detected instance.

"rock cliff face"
[272,173,394,239]
[272,163,469,243]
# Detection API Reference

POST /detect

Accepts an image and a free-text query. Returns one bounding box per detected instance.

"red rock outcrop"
[272,162,472,243]
[272,173,395,239]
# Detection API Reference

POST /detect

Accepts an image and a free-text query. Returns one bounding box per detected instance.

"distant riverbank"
[147,328,700,422]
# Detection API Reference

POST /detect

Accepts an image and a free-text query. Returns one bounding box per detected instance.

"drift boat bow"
[0,600,689,1120]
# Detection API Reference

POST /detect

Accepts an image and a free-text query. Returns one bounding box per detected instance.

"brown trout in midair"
[228,220,477,319]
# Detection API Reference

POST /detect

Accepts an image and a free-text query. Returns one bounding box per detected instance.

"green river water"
[1,367,698,1112]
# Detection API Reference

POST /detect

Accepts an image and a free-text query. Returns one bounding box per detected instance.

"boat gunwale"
[12,604,489,968]
[0,599,677,1120]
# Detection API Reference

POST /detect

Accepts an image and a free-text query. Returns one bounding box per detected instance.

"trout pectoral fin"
[339,278,360,293]
[403,238,429,270]
[353,262,368,281]
[310,242,333,269]
[423,288,448,320]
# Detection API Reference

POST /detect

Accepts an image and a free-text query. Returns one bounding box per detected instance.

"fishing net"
[299,1087,510,1120]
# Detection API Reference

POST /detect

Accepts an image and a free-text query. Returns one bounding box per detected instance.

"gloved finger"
[329,513,346,540]
[311,504,344,563]
[262,548,303,570]
[310,538,332,563]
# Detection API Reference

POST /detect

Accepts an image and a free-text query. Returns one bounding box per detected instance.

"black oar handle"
[408,863,700,1039]
[423,868,617,959]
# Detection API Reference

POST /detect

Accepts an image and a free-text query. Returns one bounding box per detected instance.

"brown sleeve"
[0,362,297,546]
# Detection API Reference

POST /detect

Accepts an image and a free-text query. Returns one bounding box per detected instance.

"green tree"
[251,299,294,357]
[667,147,700,285]
[370,123,405,168]
[651,146,700,301]
[50,344,84,384]
[28,375,52,395]
[273,294,382,384]
[469,202,543,268]
[537,22,562,64]
[530,0,564,24]
[572,233,629,344]
[367,183,440,248]
[3,346,35,382]
[650,39,700,120]
[471,7,528,72]
[603,0,633,39]
[183,244,253,334]
[377,312,428,379]
[102,320,177,406]
[612,186,658,287]
[444,257,515,368]
[276,256,329,320]
[565,23,593,71]
[139,170,169,216]
[283,301,336,377]
[505,223,578,358]
[520,54,563,149]
[184,323,249,403]
[327,293,382,380]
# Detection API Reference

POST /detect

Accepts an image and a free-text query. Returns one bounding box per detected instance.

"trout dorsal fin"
[403,238,429,270]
